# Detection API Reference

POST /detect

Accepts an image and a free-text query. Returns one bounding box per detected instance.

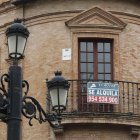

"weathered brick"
[0,0,140,140]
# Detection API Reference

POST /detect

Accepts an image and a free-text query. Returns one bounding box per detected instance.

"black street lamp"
[47,71,69,114]
[0,19,70,140]
[6,19,29,60]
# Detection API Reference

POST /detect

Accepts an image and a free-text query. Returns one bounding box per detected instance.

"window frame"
[78,38,114,82]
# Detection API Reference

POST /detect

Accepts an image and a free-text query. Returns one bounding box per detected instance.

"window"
[79,38,113,82]
[78,38,114,112]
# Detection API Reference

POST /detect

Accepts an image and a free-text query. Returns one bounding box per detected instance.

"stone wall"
[56,124,132,140]
[0,0,140,140]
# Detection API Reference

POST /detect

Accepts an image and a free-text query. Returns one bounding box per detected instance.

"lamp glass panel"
[50,88,68,110]
[59,88,67,107]
[17,36,26,56]
[8,35,16,58]
[50,89,58,107]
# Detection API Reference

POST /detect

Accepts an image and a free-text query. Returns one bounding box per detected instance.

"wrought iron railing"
[47,80,140,117]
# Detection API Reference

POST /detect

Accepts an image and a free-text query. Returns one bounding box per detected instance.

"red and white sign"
[87,82,119,104]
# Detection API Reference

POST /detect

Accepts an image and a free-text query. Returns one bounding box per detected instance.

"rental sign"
[87,82,119,104]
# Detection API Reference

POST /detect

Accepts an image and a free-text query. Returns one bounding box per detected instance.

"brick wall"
[56,125,132,140]
[0,0,140,140]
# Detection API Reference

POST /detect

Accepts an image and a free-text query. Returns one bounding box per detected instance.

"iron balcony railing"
[47,80,140,116]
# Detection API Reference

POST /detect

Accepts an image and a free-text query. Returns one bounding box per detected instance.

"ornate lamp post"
[0,19,70,140]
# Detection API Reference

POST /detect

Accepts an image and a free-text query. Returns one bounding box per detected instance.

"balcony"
[47,80,140,129]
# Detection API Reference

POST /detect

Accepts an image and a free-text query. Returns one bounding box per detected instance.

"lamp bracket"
[22,80,60,128]
[0,74,61,128]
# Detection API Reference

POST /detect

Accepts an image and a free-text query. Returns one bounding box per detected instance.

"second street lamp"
[0,19,70,140]
[47,71,70,114]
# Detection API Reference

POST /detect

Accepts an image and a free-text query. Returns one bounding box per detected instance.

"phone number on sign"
[87,96,119,104]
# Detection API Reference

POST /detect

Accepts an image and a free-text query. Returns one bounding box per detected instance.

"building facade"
[0,0,140,140]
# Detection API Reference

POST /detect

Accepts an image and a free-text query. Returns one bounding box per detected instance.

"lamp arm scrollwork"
[0,74,9,111]
[22,80,60,128]
[0,74,9,96]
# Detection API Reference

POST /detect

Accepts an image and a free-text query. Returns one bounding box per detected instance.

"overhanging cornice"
[11,0,36,5]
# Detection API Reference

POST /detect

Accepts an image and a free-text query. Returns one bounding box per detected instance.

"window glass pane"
[88,63,93,72]
[80,42,86,51]
[87,42,93,52]
[80,73,87,80]
[98,53,103,62]
[80,63,86,72]
[98,64,104,73]
[105,74,111,80]
[105,43,110,52]
[87,53,93,62]
[81,53,86,62]
[88,73,93,80]
[105,64,111,73]
[98,74,104,80]
[97,43,103,52]
[105,53,110,62]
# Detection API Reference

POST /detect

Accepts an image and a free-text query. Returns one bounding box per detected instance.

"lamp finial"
[14,18,22,23]
[54,71,62,76]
